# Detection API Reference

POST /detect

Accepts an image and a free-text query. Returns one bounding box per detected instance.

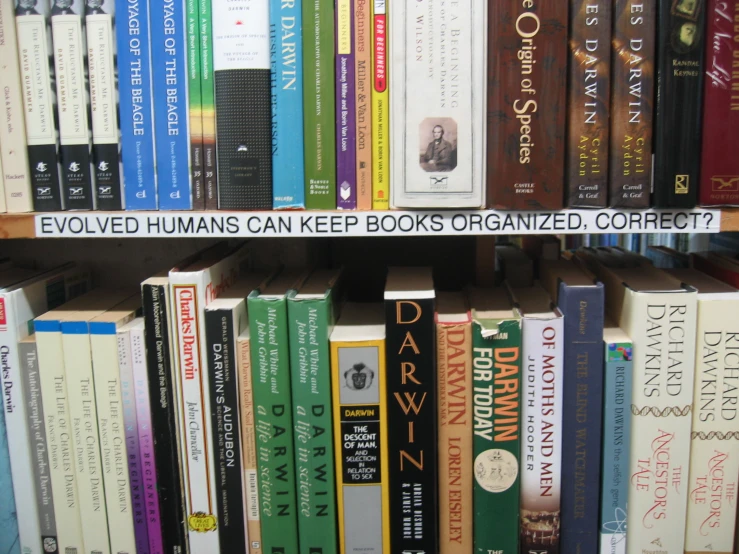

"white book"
[168,243,250,552]
[389,0,486,208]
[0,144,5,212]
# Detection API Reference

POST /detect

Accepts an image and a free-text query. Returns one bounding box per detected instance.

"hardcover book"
[384,267,437,554]
[0,404,19,554]
[469,288,522,554]
[487,0,568,210]
[330,302,389,554]
[303,0,336,209]
[390,0,485,208]
[213,0,273,210]
[370,0,388,209]
[566,0,612,208]
[354,0,371,210]
[335,0,355,209]
[609,0,656,208]
[200,0,217,209]
[187,0,204,209]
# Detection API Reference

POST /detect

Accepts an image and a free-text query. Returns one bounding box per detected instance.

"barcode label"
[65,548,78,554]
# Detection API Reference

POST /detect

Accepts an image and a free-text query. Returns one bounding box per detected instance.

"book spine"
[52,0,95,210]
[131,326,165,554]
[487,0,568,210]
[609,0,656,208]
[437,320,473,554]
[288,298,338,554]
[566,0,611,208]
[385,296,437,554]
[16,0,63,211]
[599,338,632,554]
[354,0,371,209]
[20,339,59,554]
[0,0,32,213]
[86,1,122,210]
[303,0,336,210]
[520,317,563,554]
[699,0,739,206]
[271,0,305,209]
[118,329,151,554]
[150,0,192,210]
[62,323,111,554]
[558,285,605,553]
[684,298,739,554]
[653,0,706,208]
[248,296,300,554]
[33,323,85,552]
[335,0,355,210]
[187,0,204,209]
[141,283,188,554]
[236,335,262,554]
[331,338,390,554]
[212,0,273,210]
[370,0,387,209]
[206,309,248,552]
[199,0,217,210]
[472,320,521,554]
[0,405,20,552]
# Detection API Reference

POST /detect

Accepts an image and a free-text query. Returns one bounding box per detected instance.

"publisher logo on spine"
[474,449,517,493]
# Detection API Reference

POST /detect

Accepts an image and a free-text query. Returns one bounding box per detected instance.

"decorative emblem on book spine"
[631,404,692,417]
[188,512,217,532]
[674,174,689,194]
[691,430,739,440]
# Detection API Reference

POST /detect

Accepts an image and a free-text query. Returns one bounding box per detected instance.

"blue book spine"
[150,0,192,210]
[0,406,20,554]
[271,0,305,209]
[599,336,632,554]
[118,0,158,210]
[557,283,605,554]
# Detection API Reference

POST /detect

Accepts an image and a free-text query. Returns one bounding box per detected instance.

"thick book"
[487,0,568,210]
[199,0,217,209]
[141,274,188,554]
[540,260,605,553]
[150,0,192,210]
[599,324,632,554]
[390,0,485,208]
[51,0,95,210]
[117,0,157,210]
[699,0,739,206]
[303,0,336,210]
[384,267,437,554]
[86,0,122,210]
[509,284,564,554]
[0,0,32,213]
[288,269,342,554]
[16,0,63,211]
[436,292,473,554]
[653,0,707,208]
[271,0,305,209]
[645,245,689,268]
[469,289,522,554]
[370,0,388,209]
[335,0,355,210]
[329,302,389,554]
[566,0,612,208]
[0,402,19,554]
[609,0,656,208]
[187,0,204,209]
[690,251,739,288]
[354,0,371,209]
[248,272,303,554]
[213,0,273,210]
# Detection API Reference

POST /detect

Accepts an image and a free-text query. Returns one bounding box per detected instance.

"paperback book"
[187,0,204,208]
[354,0,372,209]
[200,0,217,209]
[335,0,355,209]
[370,0,388,209]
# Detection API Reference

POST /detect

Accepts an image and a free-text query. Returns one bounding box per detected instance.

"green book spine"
[200,0,217,209]
[287,293,339,554]
[248,294,300,554]
[187,0,204,208]
[303,0,337,209]
[472,318,522,554]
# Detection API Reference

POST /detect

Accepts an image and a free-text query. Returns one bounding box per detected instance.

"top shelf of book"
[0,208,736,239]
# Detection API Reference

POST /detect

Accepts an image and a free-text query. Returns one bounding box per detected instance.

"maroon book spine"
[487,0,569,210]
[699,0,739,206]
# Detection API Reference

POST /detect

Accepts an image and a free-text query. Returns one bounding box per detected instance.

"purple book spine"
[336,0,357,209]
[131,324,166,554]
[119,331,150,554]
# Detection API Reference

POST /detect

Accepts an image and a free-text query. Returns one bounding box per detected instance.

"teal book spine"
[0,406,20,554]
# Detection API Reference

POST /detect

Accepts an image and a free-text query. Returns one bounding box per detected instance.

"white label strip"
[35,209,721,238]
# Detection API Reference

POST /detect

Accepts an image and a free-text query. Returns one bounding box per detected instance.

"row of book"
[2,241,739,553]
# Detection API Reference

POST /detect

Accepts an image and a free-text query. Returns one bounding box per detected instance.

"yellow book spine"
[370,0,389,209]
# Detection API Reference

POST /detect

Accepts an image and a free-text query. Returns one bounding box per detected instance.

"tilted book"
[0,398,19,552]
[199,0,217,209]
[469,288,521,554]
[390,0,485,208]
[187,0,204,209]
[335,0,355,210]
[370,0,388,209]
[436,292,473,554]
[330,302,390,554]
[213,0,273,210]
[384,267,437,554]
[354,0,371,209]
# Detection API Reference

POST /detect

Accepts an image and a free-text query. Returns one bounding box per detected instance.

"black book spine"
[653,0,707,207]
[205,308,248,552]
[141,283,188,554]
[93,143,123,210]
[384,296,438,554]
[30,145,64,211]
